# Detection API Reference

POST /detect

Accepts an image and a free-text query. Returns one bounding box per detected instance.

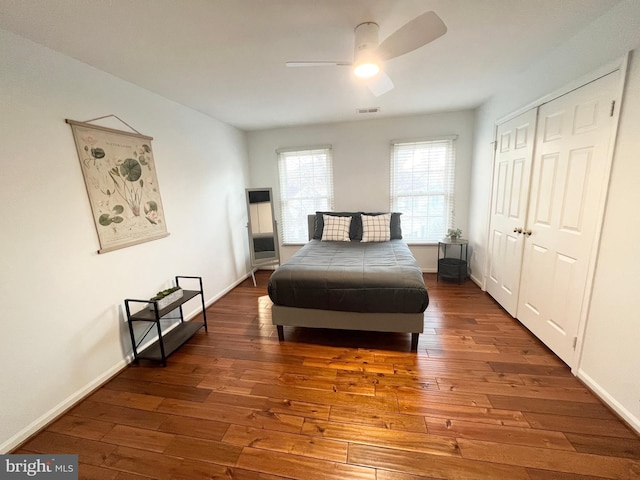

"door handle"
[513,227,523,234]
[524,229,532,236]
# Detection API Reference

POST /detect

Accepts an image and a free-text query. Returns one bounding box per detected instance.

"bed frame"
[271,215,424,351]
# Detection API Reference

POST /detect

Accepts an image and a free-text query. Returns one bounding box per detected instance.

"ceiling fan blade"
[286,61,351,67]
[366,70,394,97]
[376,11,447,61]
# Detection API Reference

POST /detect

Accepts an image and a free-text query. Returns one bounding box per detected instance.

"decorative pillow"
[362,212,402,239]
[361,213,391,242]
[313,212,362,240]
[321,214,352,241]
[389,212,402,239]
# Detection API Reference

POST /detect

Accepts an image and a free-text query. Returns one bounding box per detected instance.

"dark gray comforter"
[268,240,429,314]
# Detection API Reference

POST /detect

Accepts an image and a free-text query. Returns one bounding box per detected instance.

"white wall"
[578,50,640,432]
[468,1,640,431]
[247,111,474,270]
[0,29,251,451]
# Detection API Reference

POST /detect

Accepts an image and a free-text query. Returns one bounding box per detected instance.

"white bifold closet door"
[486,109,537,316]
[487,71,619,366]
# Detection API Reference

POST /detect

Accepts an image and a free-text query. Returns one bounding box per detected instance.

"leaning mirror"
[245,188,279,285]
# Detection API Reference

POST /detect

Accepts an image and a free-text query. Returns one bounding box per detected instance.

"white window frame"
[390,136,457,244]
[277,145,334,244]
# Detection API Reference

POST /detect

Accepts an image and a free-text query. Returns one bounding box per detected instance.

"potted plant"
[446,228,463,241]
[149,286,183,310]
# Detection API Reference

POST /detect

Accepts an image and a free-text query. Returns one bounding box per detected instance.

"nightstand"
[437,239,468,283]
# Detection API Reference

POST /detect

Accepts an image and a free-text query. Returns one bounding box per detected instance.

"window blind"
[277,146,334,243]
[390,138,456,243]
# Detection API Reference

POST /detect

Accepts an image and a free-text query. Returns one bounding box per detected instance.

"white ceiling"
[0,0,621,131]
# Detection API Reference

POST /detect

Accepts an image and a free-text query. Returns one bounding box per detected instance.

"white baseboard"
[577,369,640,435]
[470,273,484,289]
[1,272,254,454]
[0,359,128,453]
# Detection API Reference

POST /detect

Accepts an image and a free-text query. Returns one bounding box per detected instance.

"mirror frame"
[245,187,280,269]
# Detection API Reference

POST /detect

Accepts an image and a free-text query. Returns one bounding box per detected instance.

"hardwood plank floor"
[14,271,640,479]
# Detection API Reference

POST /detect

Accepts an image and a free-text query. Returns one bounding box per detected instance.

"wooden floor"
[15,271,640,479]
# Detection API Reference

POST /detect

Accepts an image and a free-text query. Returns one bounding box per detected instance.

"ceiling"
[0,0,621,131]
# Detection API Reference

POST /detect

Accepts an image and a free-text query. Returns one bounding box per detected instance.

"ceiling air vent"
[357,107,380,114]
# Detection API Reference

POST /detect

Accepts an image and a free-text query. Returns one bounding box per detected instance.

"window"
[390,137,456,243]
[277,146,333,243]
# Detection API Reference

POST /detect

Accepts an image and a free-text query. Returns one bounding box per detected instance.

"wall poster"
[66,119,169,253]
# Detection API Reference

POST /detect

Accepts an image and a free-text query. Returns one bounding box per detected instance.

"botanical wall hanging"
[66,117,169,253]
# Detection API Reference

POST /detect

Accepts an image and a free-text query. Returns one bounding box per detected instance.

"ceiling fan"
[286,11,447,96]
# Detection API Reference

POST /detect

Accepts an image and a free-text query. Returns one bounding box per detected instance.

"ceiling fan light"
[354,62,380,78]
[353,22,380,78]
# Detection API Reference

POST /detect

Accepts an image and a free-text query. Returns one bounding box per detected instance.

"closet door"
[486,109,537,316]
[517,71,619,365]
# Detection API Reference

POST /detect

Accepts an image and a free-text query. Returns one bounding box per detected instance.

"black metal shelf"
[136,321,204,361]
[128,289,201,321]
[125,276,207,366]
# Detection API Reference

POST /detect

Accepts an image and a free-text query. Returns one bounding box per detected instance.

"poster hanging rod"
[65,116,153,140]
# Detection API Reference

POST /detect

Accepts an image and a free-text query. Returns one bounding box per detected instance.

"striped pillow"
[321,214,352,241]
[361,213,391,242]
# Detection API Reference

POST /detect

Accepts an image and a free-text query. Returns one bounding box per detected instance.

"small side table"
[437,239,468,283]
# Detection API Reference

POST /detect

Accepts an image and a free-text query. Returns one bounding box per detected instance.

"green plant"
[108,158,144,216]
[98,205,125,226]
[151,286,181,301]
[447,228,462,239]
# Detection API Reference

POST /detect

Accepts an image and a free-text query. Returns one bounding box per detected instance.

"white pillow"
[361,213,391,242]
[322,214,352,241]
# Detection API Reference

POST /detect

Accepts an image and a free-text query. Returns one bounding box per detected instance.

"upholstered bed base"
[269,213,426,352]
[272,304,422,350]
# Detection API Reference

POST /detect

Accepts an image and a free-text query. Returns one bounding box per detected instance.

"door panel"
[549,251,577,334]
[520,243,548,317]
[533,153,558,226]
[560,147,592,232]
[509,158,526,218]
[517,72,618,365]
[486,109,537,316]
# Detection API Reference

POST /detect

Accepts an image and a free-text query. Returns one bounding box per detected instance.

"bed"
[268,212,428,350]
